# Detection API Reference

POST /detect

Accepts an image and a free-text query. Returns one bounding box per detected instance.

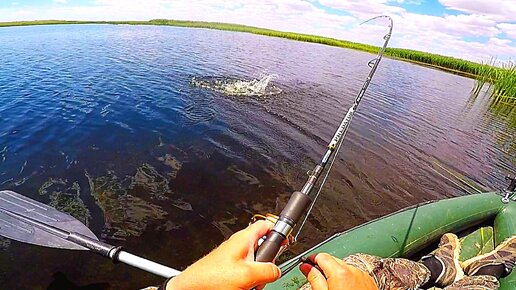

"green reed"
[473,59,516,104]
[472,58,497,96]
[493,62,516,102]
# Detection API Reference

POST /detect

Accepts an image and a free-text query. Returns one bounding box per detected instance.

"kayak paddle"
[0,190,181,278]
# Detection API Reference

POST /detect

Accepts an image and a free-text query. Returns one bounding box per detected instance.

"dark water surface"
[0,25,514,289]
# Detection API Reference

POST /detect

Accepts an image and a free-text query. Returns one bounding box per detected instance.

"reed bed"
[473,59,516,104]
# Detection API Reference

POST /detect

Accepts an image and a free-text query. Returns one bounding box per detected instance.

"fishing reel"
[251,213,296,248]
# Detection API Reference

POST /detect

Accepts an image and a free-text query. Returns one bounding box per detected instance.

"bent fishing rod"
[254,15,394,262]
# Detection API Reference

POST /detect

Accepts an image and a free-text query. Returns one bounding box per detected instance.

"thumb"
[300,263,328,290]
[245,261,281,286]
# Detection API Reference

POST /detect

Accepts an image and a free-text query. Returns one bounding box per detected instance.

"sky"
[1,0,516,62]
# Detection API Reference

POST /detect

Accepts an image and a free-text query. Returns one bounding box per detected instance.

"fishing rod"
[254,16,393,262]
[0,190,180,278]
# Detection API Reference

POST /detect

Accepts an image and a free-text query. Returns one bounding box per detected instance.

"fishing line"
[294,16,392,241]
[294,115,349,241]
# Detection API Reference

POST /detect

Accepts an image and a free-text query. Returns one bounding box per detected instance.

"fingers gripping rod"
[255,16,393,262]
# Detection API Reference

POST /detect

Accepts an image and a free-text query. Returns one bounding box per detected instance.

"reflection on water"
[0,24,514,289]
[464,88,515,168]
[47,272,109,290]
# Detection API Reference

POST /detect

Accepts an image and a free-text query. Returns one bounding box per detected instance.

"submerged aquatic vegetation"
[83,155,189,240]
[38,178,91,226]
[85,169,168,240]
[0,237,10,251]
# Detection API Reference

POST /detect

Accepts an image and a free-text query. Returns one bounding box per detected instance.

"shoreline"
[0,19,481,78]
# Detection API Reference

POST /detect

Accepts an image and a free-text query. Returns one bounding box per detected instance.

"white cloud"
[438,0,516,22]
[319,0,405,18]
[0,0,514,62]
[498,23,516,39]
[390,12,499,39]
[53,0,68,4]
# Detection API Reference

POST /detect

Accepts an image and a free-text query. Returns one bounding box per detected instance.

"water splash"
[190,74,281,96]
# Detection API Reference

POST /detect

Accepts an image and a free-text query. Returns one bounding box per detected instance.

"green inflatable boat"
[265,191,516,290]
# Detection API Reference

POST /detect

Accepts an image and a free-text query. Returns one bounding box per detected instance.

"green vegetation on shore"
[1,19,515,101]
[473,59,516,103]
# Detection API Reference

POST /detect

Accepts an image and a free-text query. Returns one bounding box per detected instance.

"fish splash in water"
[190,74,281,96]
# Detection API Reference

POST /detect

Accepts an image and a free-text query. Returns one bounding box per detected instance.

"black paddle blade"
[0,190,98,250]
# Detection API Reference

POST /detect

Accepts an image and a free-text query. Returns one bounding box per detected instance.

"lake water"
[0,24,514,289]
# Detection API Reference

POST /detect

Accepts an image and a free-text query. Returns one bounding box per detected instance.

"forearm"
[150,221,280,290]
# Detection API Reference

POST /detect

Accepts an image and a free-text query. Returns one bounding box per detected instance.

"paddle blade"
[0,190,98,250]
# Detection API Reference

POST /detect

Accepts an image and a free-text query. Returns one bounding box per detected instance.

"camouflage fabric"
[371,257,430,290]
[342,253,381,275]
[444,275,499,290]
[424,233,464,287]
[299,253,430,290]
[463,235,516,276]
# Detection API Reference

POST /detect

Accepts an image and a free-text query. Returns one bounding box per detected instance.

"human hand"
[166,220,281,290]
[299,253,378,290]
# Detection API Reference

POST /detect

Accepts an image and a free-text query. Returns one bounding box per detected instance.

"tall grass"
[472,58,498,96]
[473,60,516,105]
[493,62,516,102]
[385,48,482,76]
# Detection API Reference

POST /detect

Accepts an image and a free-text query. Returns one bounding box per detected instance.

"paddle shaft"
[68,232,181,277]
[1,207,180,278]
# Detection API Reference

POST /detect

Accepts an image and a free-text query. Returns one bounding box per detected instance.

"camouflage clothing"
[342,254,430,290]
[424,233,464,287]
[445,275,500,290]
[463,236,516,276]
[300,253,500,290]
